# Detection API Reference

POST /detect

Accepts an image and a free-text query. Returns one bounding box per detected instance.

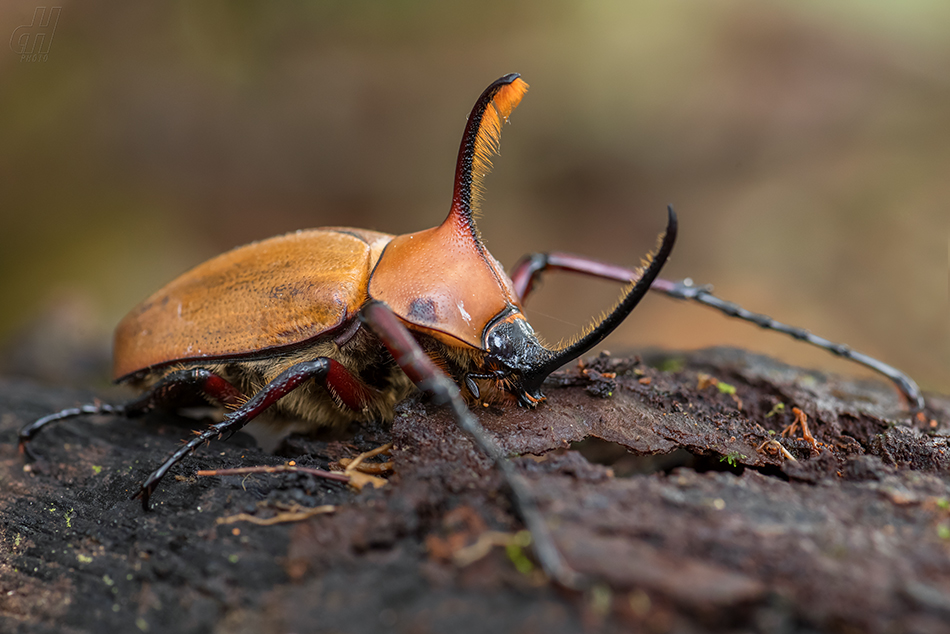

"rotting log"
[2,347,948,634]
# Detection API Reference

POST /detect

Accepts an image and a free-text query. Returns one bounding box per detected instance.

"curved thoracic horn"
[445,73,529,243]
[366,74,529,348]
[520,206,678,394]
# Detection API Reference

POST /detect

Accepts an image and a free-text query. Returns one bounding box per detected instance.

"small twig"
[338,459,393,475]
[338,443,392,490]
[756,439,797,462]
[197,444,394,493]
[451,530,532,567]
[343,442,393,473]
[781,407,819,453]
[215,504,335,526]
[196,464,351,483]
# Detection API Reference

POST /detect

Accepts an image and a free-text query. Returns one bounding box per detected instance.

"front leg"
[509,251,924,410]
[358,300,584,589]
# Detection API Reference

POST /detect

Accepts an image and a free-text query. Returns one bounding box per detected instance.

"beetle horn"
[446,73,529,243]
[520,206,678,394]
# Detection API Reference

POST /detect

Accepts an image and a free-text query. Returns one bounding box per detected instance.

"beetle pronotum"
[21,74,923,588]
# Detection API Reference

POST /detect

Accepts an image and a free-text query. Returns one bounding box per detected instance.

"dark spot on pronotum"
[407,297,438,324]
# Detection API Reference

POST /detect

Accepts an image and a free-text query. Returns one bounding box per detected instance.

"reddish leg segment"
[134,357,377,508]
[508,251,924,411]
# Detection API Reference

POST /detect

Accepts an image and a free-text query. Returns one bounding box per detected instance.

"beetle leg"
[509,251,925,412]
[19,402,125,460]
[134,358,375,509]
[18,368,247,460]
[127,367,247,414]
[359,299,585,589]
[509,251,638,303]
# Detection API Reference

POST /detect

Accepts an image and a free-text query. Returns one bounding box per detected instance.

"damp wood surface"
[1,347,949,634]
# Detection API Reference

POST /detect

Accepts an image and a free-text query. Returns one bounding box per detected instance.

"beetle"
[20,73,922,587]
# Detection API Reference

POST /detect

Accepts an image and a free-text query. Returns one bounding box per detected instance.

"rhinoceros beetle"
[20,74,922,588]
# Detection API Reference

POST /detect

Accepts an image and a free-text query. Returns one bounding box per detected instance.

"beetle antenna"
[521,206,677,394]
[508,242,925,411]
[447,73,528,243]
[650,278,926,410]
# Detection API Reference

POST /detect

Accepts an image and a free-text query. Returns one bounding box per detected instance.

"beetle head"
[471,208,676,406]
[476,309,555,406]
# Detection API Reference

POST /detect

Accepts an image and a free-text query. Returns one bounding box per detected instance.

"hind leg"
[19,368,247,459]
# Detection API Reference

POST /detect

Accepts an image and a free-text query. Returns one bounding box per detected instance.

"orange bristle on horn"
[468,77,528,215]
[448,75,529,236]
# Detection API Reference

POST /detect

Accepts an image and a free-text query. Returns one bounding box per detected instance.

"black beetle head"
[477,309,556,407]
[472,207,677,406]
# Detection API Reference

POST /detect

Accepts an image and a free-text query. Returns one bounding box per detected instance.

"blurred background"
[1,1,947,394]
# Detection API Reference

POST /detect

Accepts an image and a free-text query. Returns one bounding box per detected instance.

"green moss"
[505,531,534,575]
[720,452,746,468]
[716,381,736,395]
[655,356,686,373]
[765,403,786,418]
